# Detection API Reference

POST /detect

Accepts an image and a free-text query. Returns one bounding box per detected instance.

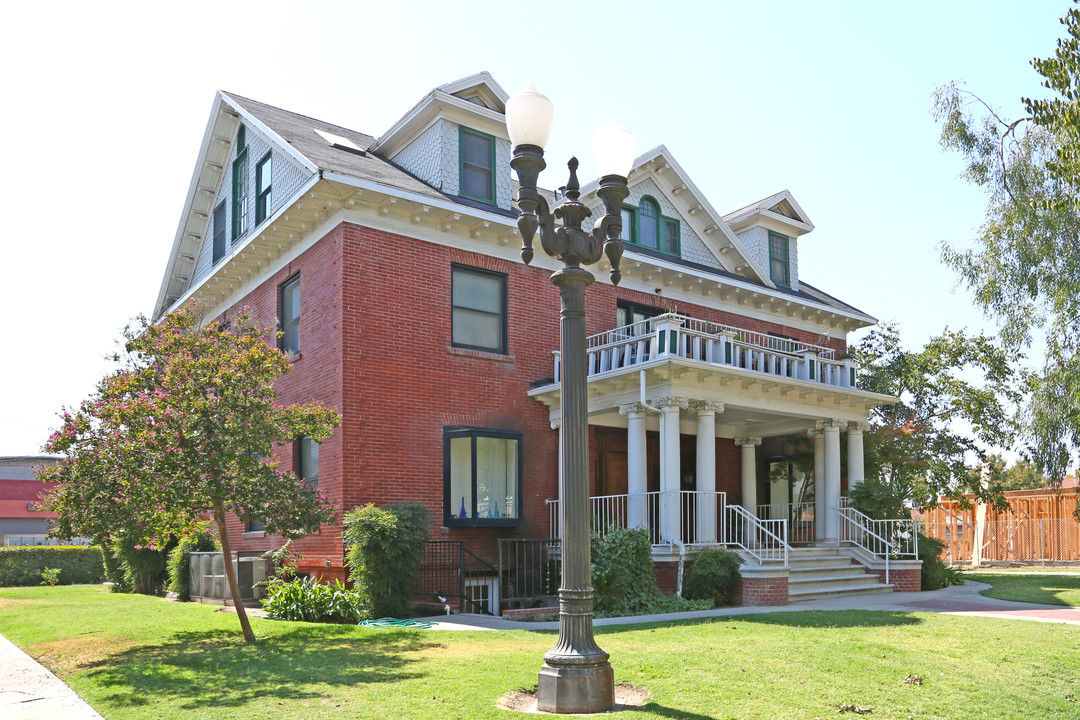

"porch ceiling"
[528,357,896,439]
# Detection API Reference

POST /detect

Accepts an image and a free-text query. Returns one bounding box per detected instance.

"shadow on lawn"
[588,609,922,635]
[82,624,443,710]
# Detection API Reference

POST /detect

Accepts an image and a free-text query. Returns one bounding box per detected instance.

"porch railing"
[550,313,855,389]
[546,490,727,546]
[835,506,919,584]
[724,504,789,566]
[756,501,816,544]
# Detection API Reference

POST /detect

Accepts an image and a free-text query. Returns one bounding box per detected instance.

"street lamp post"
[506,85,636,714]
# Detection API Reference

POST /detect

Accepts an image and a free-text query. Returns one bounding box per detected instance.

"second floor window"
[280,274,300,355]
[769,231,790,287]
[620,196,679,255]
[459,127,495,204]
[256,152,273,224]
[296,436,319,488]
[451,265,507,354]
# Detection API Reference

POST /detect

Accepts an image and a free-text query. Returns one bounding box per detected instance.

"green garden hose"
[359,618,436,629]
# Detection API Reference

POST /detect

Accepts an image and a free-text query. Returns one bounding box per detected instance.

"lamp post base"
[537,662,614,714]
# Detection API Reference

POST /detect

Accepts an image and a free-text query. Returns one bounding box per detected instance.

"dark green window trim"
[443,426,523,528]
[620,195,680,257]
[232,147,249,241]
[211,201,227,265]
[459,126,496,204]
[255,151,272,224]
[451,264,508,354]
[768,231,790,287]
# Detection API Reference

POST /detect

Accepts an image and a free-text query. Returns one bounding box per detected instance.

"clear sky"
[0,0,1065,456]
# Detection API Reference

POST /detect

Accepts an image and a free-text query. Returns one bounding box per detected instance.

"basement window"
[444,428,522,527]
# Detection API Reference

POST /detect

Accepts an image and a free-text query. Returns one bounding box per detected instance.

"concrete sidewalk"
[3,580,1078,718]
[0,633,102,720]
[416,579,1080,630]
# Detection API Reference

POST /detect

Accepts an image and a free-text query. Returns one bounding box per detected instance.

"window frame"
[620,195,681,257]
[232,147,249,241]
[768,231,791,287]
[442,427,523,528]
[458,126,496,205]
[279,273,300,355]
[450,264,508,355]
[255,151,273,224]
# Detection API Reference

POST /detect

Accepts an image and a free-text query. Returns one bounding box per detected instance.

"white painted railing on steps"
[546,490,727,547]
[756,501,816,544]
[835,506,920,584]
[724,504,790,567]
[548,313,855,389]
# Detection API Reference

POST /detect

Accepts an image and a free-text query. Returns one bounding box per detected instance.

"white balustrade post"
[735,437,762,515]
[619,403,649,530]
[653,314,685,359]
[690,401,724,544]
[656,396,688,543]
[810,424,826,542]
[800,349,818,382]
[824,419,842,541]
[720,330,737,367]
[847,421,866,491]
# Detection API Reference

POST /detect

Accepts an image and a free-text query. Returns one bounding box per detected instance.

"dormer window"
[459,127,495,204]
[769,231,790,287]
[232,125,249,241]
[620,196,679,256]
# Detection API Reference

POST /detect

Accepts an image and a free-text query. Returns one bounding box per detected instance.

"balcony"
[546,313,856,389]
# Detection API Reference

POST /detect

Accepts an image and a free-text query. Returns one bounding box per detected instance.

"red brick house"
[153,73,916,609]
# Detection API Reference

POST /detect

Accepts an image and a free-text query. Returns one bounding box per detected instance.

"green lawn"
[973,573,1080,606]
[1,585,1078,720]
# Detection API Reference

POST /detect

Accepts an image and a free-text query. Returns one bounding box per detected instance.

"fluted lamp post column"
[507,84,635,714]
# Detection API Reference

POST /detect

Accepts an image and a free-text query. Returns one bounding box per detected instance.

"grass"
[0,585,1078,719]
[973,573,1080,607]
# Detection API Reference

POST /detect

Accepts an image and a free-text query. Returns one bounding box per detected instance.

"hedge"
[0,546,105,586]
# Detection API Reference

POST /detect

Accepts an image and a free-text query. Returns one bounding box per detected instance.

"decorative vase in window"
[459,497,468,519]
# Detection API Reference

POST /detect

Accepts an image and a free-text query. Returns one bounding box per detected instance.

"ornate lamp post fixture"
[506,85,636,714]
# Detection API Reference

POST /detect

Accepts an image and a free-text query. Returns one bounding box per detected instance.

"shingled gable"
[722,189,814,237]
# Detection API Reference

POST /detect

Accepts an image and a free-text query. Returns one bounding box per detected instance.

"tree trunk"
[213,497,255,642]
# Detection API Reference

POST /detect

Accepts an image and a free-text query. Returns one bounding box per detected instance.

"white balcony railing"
[548,313,855,389]
[546,490,727,546]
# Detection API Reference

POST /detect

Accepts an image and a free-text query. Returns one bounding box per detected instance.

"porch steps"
[785,547,893,603]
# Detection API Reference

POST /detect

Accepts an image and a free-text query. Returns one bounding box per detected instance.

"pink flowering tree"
[41,305,339,642]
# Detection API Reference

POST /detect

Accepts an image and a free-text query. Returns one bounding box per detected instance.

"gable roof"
[723,189,814,237]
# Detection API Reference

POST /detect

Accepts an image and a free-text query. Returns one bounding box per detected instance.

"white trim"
[370,90,508,157]
[322,171,514,225]
[220,93,319,174]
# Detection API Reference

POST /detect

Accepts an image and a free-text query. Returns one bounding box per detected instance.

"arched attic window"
[620,195,680,256]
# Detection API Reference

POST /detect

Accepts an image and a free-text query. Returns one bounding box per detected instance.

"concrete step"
[788,556,855,570]
[788,573,880,591]
[788,583,895,602]
[789,563,874,579]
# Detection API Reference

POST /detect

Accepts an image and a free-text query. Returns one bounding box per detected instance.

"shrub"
[111,539,172,595]
[849,479,907,520]
[681,548,744,607]
[343,502,430,619]
[167,529,220,601]
[590,527,709,617]
[0,546,104,586]
[40,568,61,587]
[262,576,363,623]
[918,533,963,590]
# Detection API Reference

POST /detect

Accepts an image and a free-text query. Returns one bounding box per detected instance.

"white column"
[809,424,826,541]
[847,421,866,491]
[656,396,688,543]
[824,419,842,540]
[735,437,762,514]
[690,401,724,544]
[619,403,649,530]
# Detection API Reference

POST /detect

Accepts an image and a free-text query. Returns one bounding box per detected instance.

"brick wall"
[213,218,842,574]
[737,574,789,606]
[867,567,921,593]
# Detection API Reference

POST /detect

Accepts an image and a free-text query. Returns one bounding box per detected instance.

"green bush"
[262,576,363,623]
[111,540,171,595]
[41,568,61,586]
[918,533,964,590]
[590,527,709,617]
[0,546,104,586]
[166,530,220,601]
[343,502,430,619]
[682,548,744,607]
[849,479,907,520]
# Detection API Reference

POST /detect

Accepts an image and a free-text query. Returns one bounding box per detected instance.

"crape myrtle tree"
[41,305,339,642]
[933,2,1080,483]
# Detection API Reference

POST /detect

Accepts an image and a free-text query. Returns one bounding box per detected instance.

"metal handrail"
[835,506,920,584]
[725,504,790,567]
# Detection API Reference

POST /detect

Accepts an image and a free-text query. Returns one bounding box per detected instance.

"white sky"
[0,0,1064,456]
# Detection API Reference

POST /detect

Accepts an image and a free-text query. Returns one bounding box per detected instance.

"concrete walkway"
[0,633,102,720]
[2,580,1079,718]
